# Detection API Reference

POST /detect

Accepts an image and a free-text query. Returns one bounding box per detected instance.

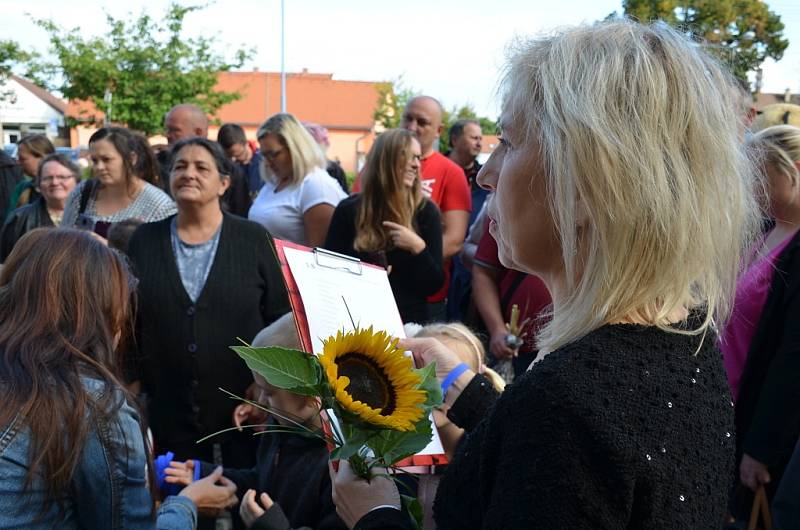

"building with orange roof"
[66,69,382,173]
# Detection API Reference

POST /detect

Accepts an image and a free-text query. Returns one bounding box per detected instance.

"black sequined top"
[432,323,735,530]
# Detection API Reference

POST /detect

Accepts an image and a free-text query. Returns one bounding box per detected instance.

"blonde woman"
[723,125,800,518]
[330,20,759,530]
[324,129,443,323]
[248,113,346,247]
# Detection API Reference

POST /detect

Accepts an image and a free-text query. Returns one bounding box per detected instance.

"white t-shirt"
[248,166,346,245]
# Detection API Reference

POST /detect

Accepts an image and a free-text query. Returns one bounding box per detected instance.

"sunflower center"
[336,352,396,415]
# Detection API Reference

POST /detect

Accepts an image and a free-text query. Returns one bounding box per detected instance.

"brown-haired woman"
[0,228,237,528]
[9,133,55,213]
[324,129,443,323]
[61,127,175,238]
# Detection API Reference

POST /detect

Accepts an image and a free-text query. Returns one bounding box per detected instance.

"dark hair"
[18,134,55,158]
[217,123,247,149]
[448,119,481,147]
[89,127,159,186]
[170,137,233,180]
[0,229,153,515]
[108,218,144,254]
[36,153,81,184]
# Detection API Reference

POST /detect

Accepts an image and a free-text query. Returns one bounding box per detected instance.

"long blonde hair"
[501,20,760,353]
[355,129,423,252]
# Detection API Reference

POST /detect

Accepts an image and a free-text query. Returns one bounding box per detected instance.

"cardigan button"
[188,343,198,353]
[187,306,196,316]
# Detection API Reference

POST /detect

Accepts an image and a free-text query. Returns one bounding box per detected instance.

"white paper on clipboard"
[283,246,444,457]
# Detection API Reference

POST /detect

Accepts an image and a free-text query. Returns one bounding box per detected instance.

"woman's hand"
[399,337,465,381]
[329,460,400,529]
[239,489,274,527]
[178,466,238,517]
[740,453,771,491]
[164,459,195,486]
[382,221,426,255]
[400,337,476,406]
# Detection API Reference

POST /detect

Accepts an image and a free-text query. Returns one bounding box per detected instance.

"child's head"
[413,322,506,392]
[251,313,320,426]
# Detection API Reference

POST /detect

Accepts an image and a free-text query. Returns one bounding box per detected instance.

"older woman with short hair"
[331,20,760,530]
[0,152,80,261]
[127,137,290,496]
[248,113,346,247]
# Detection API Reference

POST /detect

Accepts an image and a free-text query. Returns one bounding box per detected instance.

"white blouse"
[247,166,346,245]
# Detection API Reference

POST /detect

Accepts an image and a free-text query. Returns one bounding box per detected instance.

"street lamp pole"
[280,0,286,112]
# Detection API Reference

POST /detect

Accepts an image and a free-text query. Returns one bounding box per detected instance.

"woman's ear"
[129,151,138,168]
[218,175,232,196]
[575,195,590,229]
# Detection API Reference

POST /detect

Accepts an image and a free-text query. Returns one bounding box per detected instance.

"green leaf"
[400,494,423,530]
[231,345,320,396]
[366,418,433,465]
[414,362,442,409]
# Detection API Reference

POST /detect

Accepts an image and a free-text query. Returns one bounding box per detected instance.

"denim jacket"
[0,378,197,529]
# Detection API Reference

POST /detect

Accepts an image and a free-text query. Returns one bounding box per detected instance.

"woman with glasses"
[248,113,346,247]
[0,152,79,261]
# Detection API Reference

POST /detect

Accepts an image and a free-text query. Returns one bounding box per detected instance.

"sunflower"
[319,327,426,432]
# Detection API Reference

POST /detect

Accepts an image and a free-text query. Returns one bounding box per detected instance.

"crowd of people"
[1,17,799,530]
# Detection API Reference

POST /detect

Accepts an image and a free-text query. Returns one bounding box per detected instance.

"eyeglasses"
[40,174,76,183]
[263,148,284,161]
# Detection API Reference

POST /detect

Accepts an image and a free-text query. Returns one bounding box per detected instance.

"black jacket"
[200,422,345,530]
[0,197,53,261]
[128,214,290,466]
[735,228,800,476]
[0,152,23,223]
[358,324,736,530]
[324,195,443,324]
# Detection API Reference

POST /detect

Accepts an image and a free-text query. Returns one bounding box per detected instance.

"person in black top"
[329,20,761,530]
[165,313,346,530]
[0,150,23,223]
[128,138,289,488]
[324,129,443,324]
[0,152,79,260]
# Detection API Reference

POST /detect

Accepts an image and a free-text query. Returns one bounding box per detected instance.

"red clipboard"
[272,239,448,470]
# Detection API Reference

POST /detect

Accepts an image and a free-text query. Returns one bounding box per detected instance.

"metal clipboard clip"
[313,247,363,275]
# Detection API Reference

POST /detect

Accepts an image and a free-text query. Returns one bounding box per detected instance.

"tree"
[373,78,417,131]
[618,0,788,82]
[32,3,253,135]
[0,40,43,102]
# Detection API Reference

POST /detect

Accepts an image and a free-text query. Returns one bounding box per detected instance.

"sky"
[3,0,800,119]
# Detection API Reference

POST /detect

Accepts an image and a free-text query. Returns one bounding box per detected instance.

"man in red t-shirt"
[401,96,471,321]
[473,218,552,376]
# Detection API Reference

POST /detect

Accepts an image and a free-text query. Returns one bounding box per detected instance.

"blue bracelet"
[441,363,470,400]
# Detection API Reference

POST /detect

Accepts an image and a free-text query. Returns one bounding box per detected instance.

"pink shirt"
[721,232,794,401]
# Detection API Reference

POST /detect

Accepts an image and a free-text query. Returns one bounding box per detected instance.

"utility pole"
[280,0,286,112]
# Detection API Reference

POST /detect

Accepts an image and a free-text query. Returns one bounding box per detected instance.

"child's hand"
[239,489,274,527]
[164,459,196,486]
[232,403,269,432]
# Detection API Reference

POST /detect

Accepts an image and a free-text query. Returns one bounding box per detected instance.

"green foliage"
[31,3,253,135]
[439,103,497,154]
[373,77,417,130]
[230,345,321,397]
[0,40,45,101]
[618,0,789,82]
